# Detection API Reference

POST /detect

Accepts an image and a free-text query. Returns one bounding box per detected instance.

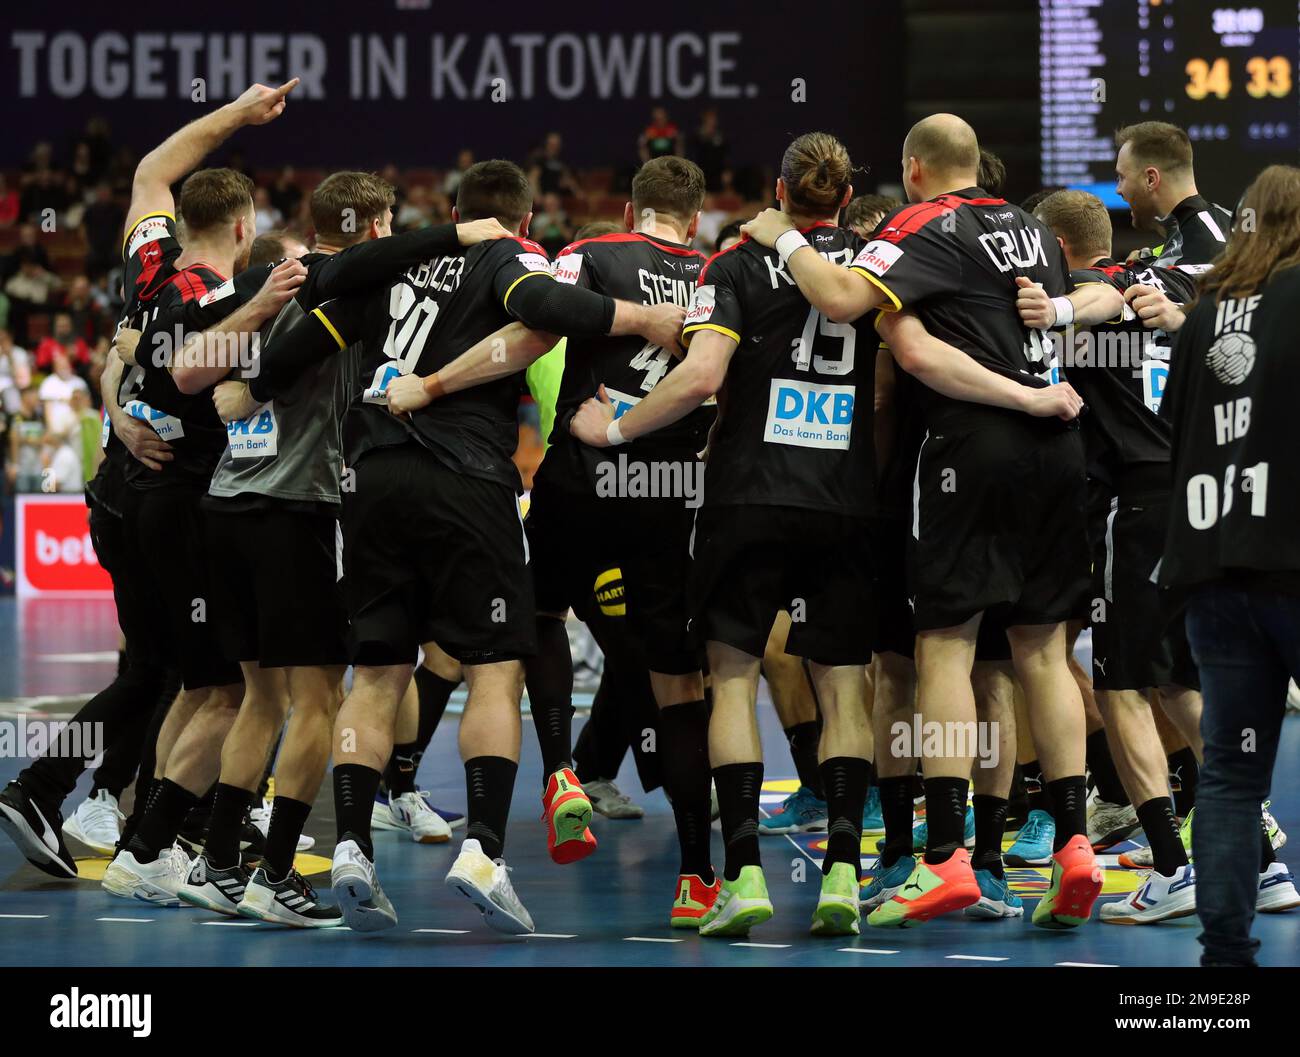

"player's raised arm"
[125,79,300,241]
[878,310,1083,421]
[741,208,885,323]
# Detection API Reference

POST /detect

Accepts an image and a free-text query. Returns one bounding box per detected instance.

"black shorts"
[120,486,244,691]
[690,504,874,667]
[909,419,1090,632]
[1091,491,1198,692]
[87,494,157,671]
[871,516,1011,662]
[204,504,348,668]
[527,481,699,675]
[341,444,535,667]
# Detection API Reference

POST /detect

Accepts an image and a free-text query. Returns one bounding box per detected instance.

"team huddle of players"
[0,78,1295,939]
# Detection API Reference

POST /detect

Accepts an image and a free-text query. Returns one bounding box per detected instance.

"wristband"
[1050,295,1074,327]
[774,229,809,266]
[421,373,446,400]
[606,417,627,446]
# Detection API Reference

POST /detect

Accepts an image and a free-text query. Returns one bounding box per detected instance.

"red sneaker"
[670,872,722,929]
[541,768,597,864]
[1031,833,1103,929]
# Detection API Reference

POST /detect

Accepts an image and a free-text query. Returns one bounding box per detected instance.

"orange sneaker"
[541,768,597,864]
[670,872,722,928]
[1032,833,1103,929]
[866,848,981,927]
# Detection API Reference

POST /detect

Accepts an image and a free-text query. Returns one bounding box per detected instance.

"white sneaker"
[1286,680,1300,713]
[1101,864,1197,924]
[248,799,315,852]
[102,844,190,906]
[63,789,124,856]
[1118,844,1154,869]
[1257,861,1300,912]
[1263,802,1287,851]
[387,791,452,844]
[331,839,397,932]
[445,838,534,934]
[585,778,644,820]
[1087,799,1140,849]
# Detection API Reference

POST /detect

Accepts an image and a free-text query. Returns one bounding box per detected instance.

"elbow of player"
[686,366,724,402]
[172,366,205,396]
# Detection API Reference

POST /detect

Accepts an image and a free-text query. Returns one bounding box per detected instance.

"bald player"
[743,114,1123,931]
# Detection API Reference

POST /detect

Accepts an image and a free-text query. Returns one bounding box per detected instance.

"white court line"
[839,947,899,955]
[198,920,260,927]
[0,913,48,919]
[412,928,469,935]
[96,917,153,923]
[1057,961,1118,968]
[946,954,1009,962]
[731,942,790,949]
[525,933,576,938]
[624,936,682,943]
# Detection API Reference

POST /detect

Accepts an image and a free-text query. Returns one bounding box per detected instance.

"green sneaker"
[810,862,860,936]
[1179,807,1195,859]
[698,865,773,937]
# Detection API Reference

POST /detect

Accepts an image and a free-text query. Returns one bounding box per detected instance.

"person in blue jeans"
[1145,163,1300,965]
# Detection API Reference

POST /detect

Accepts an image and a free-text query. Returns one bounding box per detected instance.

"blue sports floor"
[2,597,1298,967]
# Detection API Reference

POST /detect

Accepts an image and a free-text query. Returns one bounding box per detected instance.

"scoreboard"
[1041,0,1299,208]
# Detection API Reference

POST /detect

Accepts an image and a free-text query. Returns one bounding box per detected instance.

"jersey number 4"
[364,285,440,404]
[629,341,672,392]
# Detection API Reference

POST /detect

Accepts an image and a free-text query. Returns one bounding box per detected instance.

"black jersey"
[542,231,711,493]
[110,213,232,494]
[681,223,873,516]
[1160,266,1300,590]
[316,235,554,490]
[1067,259,1199,479]
[876,342,925,522]
[1153,194,1232,271]
[848,187,1073,431]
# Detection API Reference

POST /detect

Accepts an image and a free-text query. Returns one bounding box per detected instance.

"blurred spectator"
[47,432,83,493]
[694,194,736,252]
[20,166,69,225]
[443,148,475,197]
[38,348,90,439]
[529,133,583,200]
[844,193,902,238]
[396,185,434,231]
[531,192,573,257]
[639,107,682,162]
[71,141,96,185]
[380,164,406,216]
[8,386,45,493]
[81,183,124,278]
[269,166,303,220]
[0,175,18,228]
[71,386,102,486]
[250,230,310,267]
[0,329,32,414]
[64,277,109,344]
[1,224,52,281]
[253,187,283,235]
[35,313,92,372]
[689,109,731,192]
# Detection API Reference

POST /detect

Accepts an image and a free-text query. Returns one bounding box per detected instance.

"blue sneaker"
[860,854,915,909]
[861,787,885,835]
[964,867,1024,919]
[759,787,828,835]
[907,806,976,852]
[1005,808,1055,867]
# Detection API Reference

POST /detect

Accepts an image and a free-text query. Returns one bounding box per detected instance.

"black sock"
[525,617,575,780]
[1260,814,1276,871]
[333,764,381,858]
[1047,775,1088,850]
[118,776,158,852]
[1136,796,1186,875]
[1006,765,1029,829]
[203,783,253,868]
[127,779,198,863]
[878,776,915,869]
[784,721,824,799]
[414,667,458,748]
[972,794,1009,878]
[922,777,969,864]
[1023,760,1055,816]
[464,756,517,860]
[263,796,311,881]
[820,757,868,879]
[384,743,421,796]
[658,701,713,881]
[713,762,763,881]
[1168,748,1199,817]
[1087,730,1129,806]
